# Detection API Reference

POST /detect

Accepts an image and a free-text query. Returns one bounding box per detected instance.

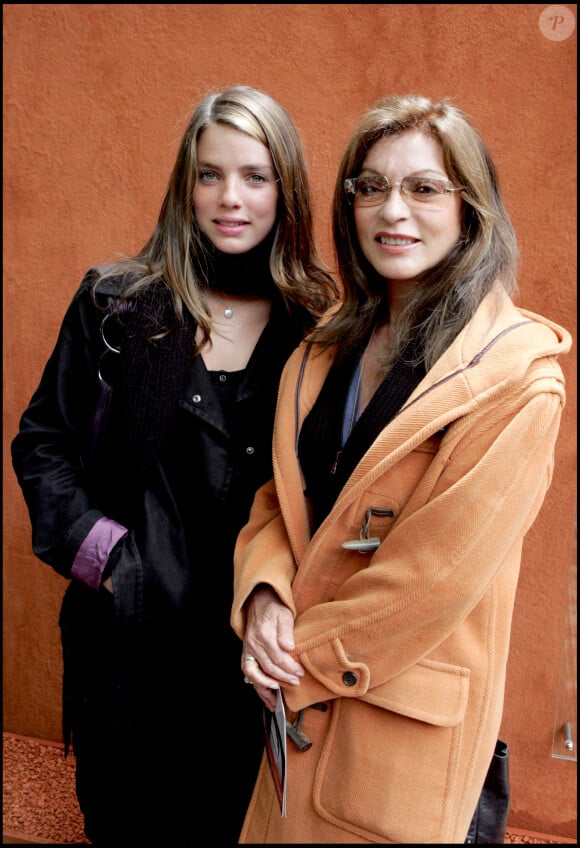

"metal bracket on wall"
[551,506,577,762]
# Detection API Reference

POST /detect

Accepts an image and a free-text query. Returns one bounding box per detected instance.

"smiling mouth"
[377,236,417,245]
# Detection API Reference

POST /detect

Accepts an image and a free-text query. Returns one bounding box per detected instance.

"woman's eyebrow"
[360,166,448,178]
[197,160,275,173]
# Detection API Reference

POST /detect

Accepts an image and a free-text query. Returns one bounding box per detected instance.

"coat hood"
[272,282,571,563]
[296,282,570,444]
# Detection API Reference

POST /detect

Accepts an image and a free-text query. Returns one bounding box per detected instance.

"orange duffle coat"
[231,282,571,844]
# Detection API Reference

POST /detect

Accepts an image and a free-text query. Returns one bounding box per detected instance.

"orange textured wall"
[3,4,576,839]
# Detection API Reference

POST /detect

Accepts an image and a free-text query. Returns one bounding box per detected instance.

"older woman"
[232,94,571,843]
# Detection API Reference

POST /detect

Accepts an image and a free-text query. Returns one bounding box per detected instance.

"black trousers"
[60,583,264,846]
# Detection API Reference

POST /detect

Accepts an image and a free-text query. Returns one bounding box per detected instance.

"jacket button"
[192,394,202,404]
[342,671,357,686]
[245,446,255,455]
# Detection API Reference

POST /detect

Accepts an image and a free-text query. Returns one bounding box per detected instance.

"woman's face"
[193,123,279,254]
[353,129,462,288]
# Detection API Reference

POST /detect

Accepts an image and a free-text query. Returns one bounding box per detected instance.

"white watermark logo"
[539,5,576,41]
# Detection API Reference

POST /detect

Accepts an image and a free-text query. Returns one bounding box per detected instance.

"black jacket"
[12,269,307,619]
[11,269,309,841]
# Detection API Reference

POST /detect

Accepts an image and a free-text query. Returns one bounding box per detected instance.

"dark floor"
[2,732,576,844]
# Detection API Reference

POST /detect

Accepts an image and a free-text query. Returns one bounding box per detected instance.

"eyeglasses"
[344,175,465,209]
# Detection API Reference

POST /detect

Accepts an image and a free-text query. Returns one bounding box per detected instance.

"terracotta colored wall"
[3,4,576,839]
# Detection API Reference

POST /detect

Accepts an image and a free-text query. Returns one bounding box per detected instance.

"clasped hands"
[242,585,304,711]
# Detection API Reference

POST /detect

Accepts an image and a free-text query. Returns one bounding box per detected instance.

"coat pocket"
[313,660,470,843]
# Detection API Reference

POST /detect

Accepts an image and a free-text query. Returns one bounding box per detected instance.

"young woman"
[11,85,337,845]
[231,94,571,843]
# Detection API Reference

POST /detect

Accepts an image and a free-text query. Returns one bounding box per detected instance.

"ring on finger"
[243,655,257,663]
[243,676,253,685]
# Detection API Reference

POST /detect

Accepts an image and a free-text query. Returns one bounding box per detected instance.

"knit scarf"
[200,230,277,298]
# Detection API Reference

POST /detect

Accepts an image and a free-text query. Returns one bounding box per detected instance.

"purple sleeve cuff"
[71,517,129,590]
